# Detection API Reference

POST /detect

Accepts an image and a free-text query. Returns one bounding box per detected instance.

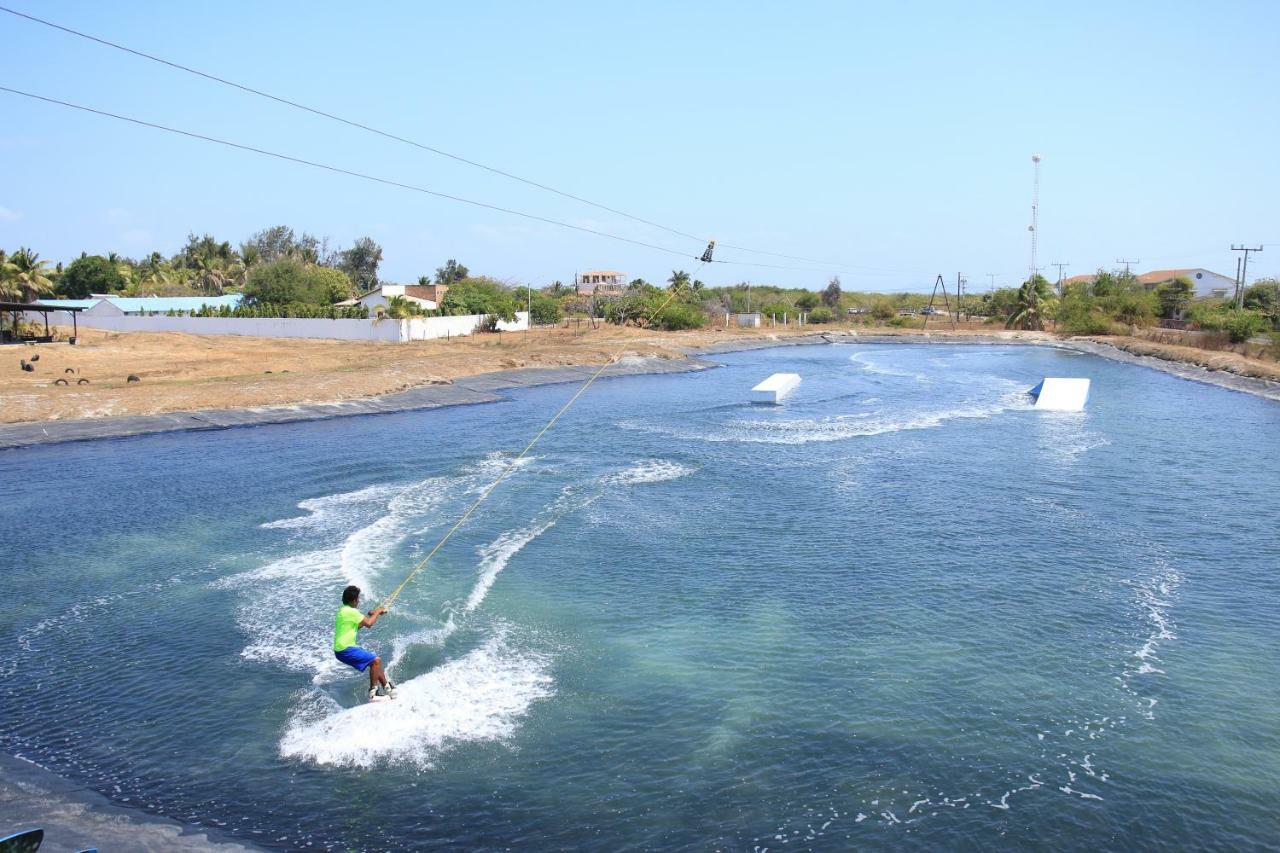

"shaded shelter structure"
[1,301,83,344]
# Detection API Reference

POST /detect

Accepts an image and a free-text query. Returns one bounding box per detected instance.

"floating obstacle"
[751,372,802,404]
[1029,377,1090,411]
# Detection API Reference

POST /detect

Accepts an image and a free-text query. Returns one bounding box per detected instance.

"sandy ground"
[1,324,1274,426]
[0,324,824,424]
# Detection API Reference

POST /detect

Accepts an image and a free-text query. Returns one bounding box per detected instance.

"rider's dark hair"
[342,585,360,606]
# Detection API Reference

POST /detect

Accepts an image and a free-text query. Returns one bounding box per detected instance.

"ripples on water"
[2,343,1279,849]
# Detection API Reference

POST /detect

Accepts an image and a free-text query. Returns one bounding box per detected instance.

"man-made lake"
[2,343,1278,849]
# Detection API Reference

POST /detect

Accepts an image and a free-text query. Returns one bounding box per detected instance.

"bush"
[651,302,705,330]
[1224,310,1267,343]
[807,307,835,324]
[1055,293,1113,335]
[1099,290,1158,328]
[530,296,563,326]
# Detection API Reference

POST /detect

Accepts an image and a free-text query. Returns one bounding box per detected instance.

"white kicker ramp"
[1029,377,1090,411]
[751,373,802,404]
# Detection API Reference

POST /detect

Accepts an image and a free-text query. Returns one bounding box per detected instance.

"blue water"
[2,343,1279,850]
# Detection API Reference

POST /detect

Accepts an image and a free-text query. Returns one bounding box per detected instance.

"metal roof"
[0,301,88,312]
[107,295,243,312]
[26,298,97,309]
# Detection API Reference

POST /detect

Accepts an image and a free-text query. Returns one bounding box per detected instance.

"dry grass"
[1081,334,1280,383]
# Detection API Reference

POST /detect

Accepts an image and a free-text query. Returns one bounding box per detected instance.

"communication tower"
[1028,154,1041,284]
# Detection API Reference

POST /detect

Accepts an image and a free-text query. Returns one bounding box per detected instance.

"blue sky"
[2,1,1277,291]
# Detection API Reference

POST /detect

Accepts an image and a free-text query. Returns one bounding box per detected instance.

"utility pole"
[1231,244,1264,308]
[986,273,998,293]
[1116,257,1140,276]
[1051,261,1070,296]
[1028,155,1041,284]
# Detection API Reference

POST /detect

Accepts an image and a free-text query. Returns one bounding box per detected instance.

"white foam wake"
[279,632,553,769]
[848,351,931,381]
[261,483,401,535]
[621,390,1029,445]
[602,459,696,485]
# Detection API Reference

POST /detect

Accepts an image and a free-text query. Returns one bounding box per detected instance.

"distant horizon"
[2,2,1277,291]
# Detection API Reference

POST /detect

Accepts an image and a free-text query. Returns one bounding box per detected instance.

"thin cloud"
[0,205,22,222]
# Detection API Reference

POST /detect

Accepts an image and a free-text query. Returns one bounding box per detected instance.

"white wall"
[36,310,529,343]
[402,312,528,340]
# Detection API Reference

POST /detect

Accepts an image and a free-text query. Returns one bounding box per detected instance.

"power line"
[1230,243,1263,308]
[1115,257,1140,275]
[0,4,897,275]
[0,85,898,278]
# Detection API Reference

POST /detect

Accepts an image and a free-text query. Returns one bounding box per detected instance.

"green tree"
[340,236,383,292]
[795,291,819,312]
[176,233,236,268]
[56,254,128,298]
[7,248,54,302]
[244,258,353,305]
[435,259,469,285]
[667,270,691,291]
[439,277,517,320]
[1006,275,1055,330]
[822,276,842,309]
[1155,277,1195,318]
[240,225,326,266]
[1243,279,1280,328]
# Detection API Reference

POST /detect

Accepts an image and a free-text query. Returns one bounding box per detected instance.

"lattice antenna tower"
[1028,154,1041,283]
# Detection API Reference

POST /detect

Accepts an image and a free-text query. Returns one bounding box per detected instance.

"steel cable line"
[0,86,921,277]
[0,86,695,260]
[377,271,703,612]
[0,4,907,275]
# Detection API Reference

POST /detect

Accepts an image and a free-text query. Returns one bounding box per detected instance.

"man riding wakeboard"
[333,585,397,701]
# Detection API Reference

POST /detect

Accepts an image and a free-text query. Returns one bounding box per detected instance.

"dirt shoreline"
[1,327,1277,450]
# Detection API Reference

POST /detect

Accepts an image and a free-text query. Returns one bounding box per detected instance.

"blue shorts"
[334,645,378,672]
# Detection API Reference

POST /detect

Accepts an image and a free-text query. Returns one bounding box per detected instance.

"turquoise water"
[2,343,1279,850]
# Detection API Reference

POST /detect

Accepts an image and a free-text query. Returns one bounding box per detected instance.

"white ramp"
[1029,377,1090,411]
[751,372,802,404]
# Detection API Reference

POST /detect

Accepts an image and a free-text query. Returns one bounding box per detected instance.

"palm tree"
[1006,276,1054,330]
[379,295,421,319]
[8,247,54,302]
[0,251,20,301]
[191,254,231,294]
[667,270,691,292]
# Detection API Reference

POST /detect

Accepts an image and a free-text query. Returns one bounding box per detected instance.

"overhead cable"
[0,4,904,274]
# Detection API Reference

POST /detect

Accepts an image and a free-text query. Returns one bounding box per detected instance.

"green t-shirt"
[333,605,364,652]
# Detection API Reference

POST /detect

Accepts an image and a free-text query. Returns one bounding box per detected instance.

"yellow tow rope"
[378,278,698,611]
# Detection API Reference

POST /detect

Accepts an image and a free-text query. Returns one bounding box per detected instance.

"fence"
[28,310,528,343]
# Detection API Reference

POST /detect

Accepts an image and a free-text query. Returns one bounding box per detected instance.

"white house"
[1137,268,1237,300]
[341,283,450,314]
